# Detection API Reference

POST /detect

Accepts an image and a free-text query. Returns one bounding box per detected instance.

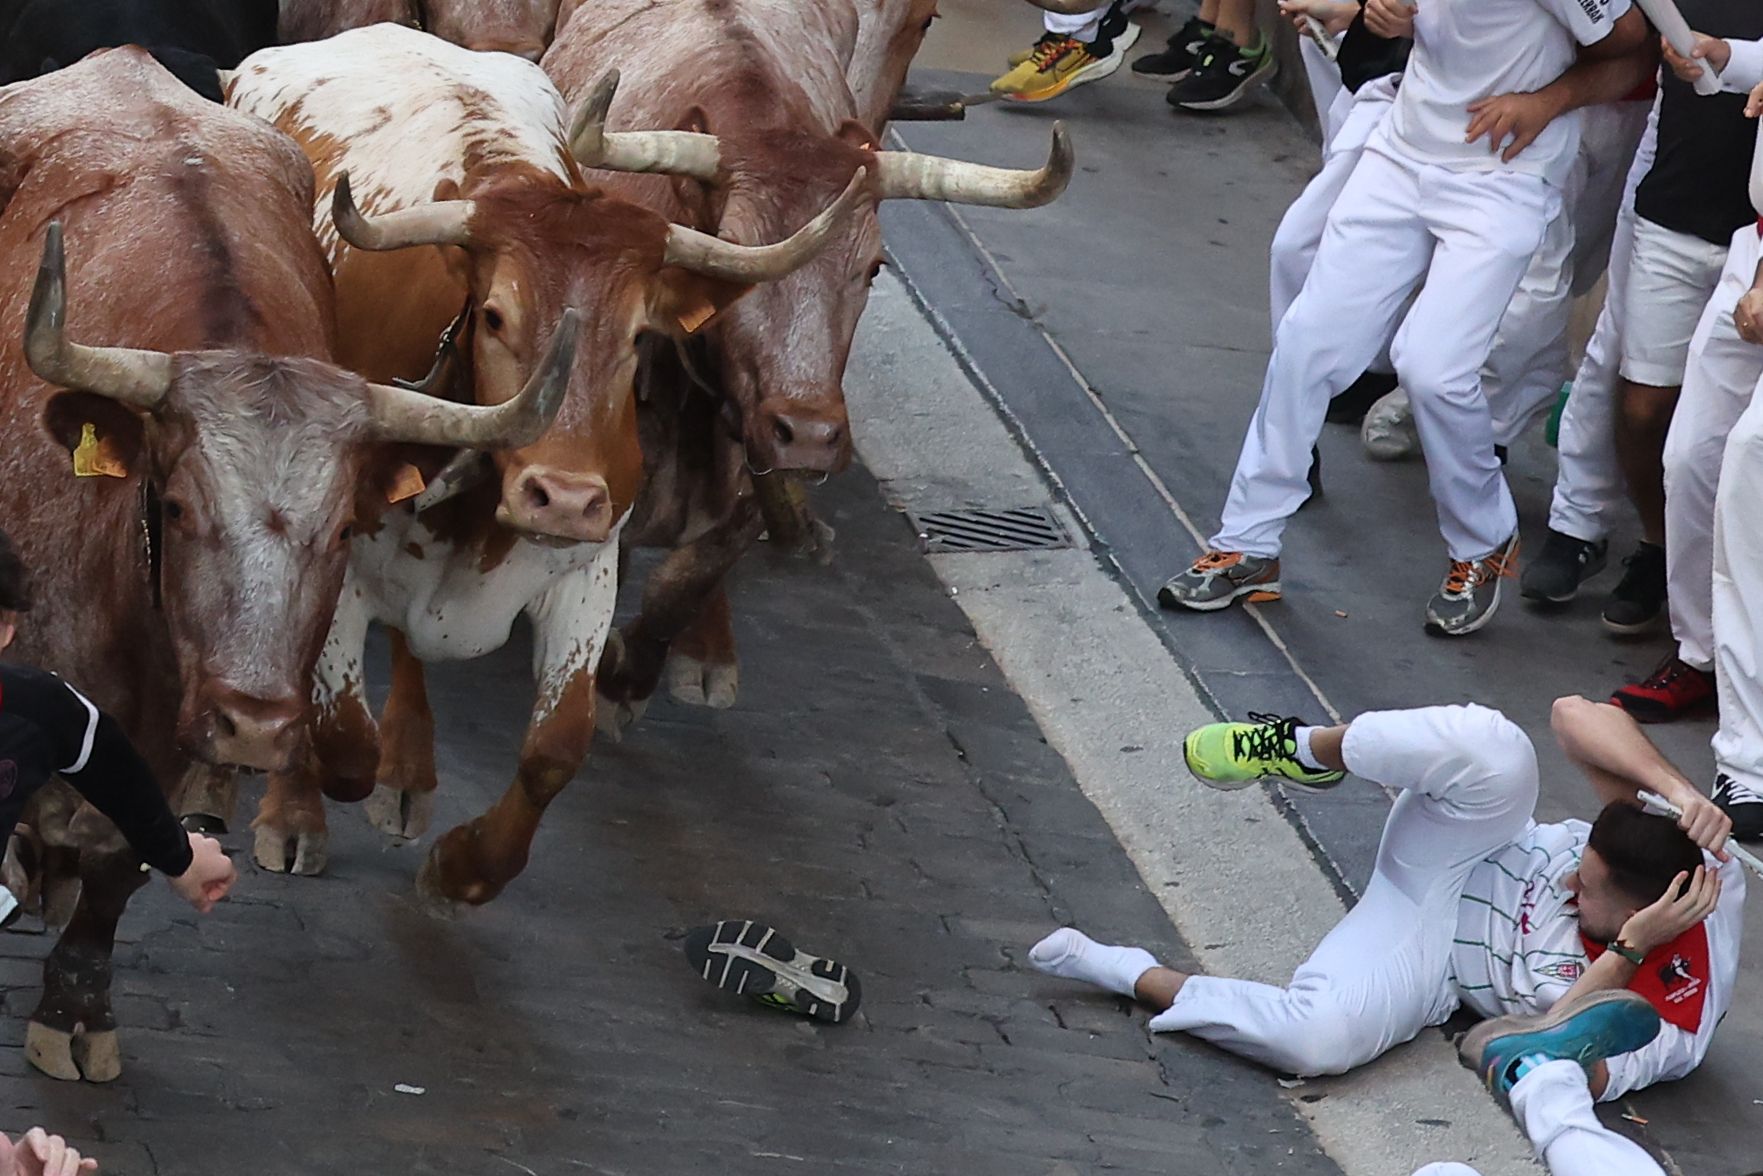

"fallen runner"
[1028,699,1744,1115]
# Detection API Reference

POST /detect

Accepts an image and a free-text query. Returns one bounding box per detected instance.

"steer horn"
[663,167,867,283]
[875,122,1073,208]
[367,308,579,448]
[25,222,174,408]
[569,70,723,182]
[332,173,475,251]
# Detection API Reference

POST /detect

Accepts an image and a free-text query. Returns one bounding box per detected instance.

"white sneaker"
[1362,387,1419,461]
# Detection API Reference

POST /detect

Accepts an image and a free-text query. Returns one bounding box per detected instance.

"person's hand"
[1661,32,1730,83]
[1736,288,1763,345]
[1364,0,1415,39]
[1619,866,1724,954]
[1748,79,1763,117]
[0,1129,99,1176]
[1465,90,1565,162]
[165,832,235,913]
[1278,0,1358,35]
[1661,781,1736,857]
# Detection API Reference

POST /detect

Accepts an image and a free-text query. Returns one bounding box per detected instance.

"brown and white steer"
[848,0,941,134]
[226,24,859,898]
[276,0,418,41]
[544,0,1070,730]
[0,48,564,1081]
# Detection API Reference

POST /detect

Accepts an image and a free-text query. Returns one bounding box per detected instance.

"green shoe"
[1183,712,1344,791]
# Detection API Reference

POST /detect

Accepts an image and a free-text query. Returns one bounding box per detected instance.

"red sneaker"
[1610,657,1716,723]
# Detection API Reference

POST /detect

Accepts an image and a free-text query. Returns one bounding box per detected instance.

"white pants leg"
[1150,706,1539,1076]
[1217,151,1551,559]
[1710,386,1763,790]
[1300,37,1345,144]
[1043,3,1108,39]
[1662,226,1763,671]
[1550,99,1659,542]
[1269,80,1397,334]
[1511,1060,1665,1176]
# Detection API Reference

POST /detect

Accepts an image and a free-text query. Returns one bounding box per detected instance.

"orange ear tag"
[386,463,427,504]
[72,423,129,478]
[677,298,718,335]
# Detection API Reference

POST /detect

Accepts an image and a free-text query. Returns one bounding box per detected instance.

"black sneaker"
[1327,370,1398,424]
[1166,33,1275,111]
[1714,773,1763,842]
[1601,541,1666,635]
[684,919,861,1024]
[1520,528,1608,604]
[1132,15,1213,78]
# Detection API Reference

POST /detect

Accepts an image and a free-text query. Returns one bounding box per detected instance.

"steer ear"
[43,392,146,479]
[650,269,752,336]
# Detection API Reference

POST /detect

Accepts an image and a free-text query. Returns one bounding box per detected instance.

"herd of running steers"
[0,1,1754,1175]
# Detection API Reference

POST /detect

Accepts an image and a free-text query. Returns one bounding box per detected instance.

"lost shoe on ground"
[1183,712,1346,790]
[1158,550,1280,611]
[685,919,861,1024]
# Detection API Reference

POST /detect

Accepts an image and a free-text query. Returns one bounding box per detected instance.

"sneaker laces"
[1232,711,1297,763]
[1442,544,1519,596]
[1719,774,1763,805]
[1638,656,1700,692]
[1030,35,1080,68]
[1193,550,1241,572]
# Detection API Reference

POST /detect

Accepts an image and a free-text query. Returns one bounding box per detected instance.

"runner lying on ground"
[1029,699,1744,1120]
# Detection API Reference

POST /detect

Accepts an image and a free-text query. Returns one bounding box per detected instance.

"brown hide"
[848,0,940,134]
[424,0,562,59]
[277,0,419,41]
[545,0,881,475]
[0,50,419,773]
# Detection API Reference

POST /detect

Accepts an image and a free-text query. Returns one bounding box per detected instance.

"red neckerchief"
[1582,925,1710,1033]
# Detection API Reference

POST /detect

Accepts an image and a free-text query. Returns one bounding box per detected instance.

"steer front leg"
[418,547,617,905]
[363,629,439,843]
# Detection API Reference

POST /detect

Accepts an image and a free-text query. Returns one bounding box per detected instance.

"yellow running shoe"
[1183,712,1345,791]
[1006,33,1058,68]
[989,35,1116,102]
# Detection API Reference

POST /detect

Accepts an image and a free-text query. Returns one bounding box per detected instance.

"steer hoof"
[253,826,328,876]
[593,694,650,742]
[23,1023,115,1082]
[666,655,739,709]
[414,840,498,907]
[72,1029,122,1083]
[363,785,434,844]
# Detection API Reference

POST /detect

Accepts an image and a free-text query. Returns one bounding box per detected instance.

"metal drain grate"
[909,505,1070,553]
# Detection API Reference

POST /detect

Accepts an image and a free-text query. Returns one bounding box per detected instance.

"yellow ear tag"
[386,463,427,504]
[677,298,718,335]
[72,423,128,478]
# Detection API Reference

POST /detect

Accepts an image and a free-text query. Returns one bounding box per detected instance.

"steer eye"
[482,306,506,334]
[162,499,185,523]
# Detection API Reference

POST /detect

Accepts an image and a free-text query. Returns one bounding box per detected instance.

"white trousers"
[1483,101,1651,446]
[1217,150,1554,560]
[1549,102,1659,541]
[1150,706,1539,1074]
[1043,3,1108,39]
[1662,224,1763,671]
[1300,37,1345,147]
[1711,379,1763,790]
[1411,1062,1664,1176]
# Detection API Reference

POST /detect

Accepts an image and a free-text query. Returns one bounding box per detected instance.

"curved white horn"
[569,69,722,182]
[332,172,475,252]
[875,122,1073,208]
[25,222,173,408]
[663,167,867,283]
[367,309,580,448]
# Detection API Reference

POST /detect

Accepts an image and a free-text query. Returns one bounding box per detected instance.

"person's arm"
[1278,0,1360,35]
[1662,32,1763,93]
[1465,25,1658,162]
[1550,695,1733,856]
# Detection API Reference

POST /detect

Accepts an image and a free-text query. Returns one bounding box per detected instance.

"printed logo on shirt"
[0,759,14,800]
[1573,0,1608,23]
[1583,925,1710,1033]
[1535,959,1584,984]
[1658,954,1704,1006]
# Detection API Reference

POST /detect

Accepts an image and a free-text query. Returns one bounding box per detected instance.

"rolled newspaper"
[1636,0,1724,96]
[1302,14,1341,60]
[1639,789,1763,880]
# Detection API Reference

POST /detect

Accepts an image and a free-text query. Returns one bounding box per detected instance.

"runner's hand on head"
[1363,0,1415,39]
[1620,867,1723,954]
[165,832,236,913]
[0,1129,99,1176]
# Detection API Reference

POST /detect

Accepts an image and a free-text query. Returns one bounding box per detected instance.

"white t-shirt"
[1371,0,1633,187]
[1451,819,1746,1100]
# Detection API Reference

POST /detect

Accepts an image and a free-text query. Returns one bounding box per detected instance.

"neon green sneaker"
[1183,712,1345,791]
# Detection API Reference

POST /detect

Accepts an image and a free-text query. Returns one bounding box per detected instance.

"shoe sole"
[1609,694,1715,724]
[1458,990,1660,1088]
[684,920,860,1025]
[1182,736,1343,793]
[1157,580,1281,612]
[1132,62,1193,78]
[1173,56,1277,111]
[1425,581,1503,638]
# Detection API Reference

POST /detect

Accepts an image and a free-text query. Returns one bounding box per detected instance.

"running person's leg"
[1510,1061,1666,1176]
[1709,386,1763,838]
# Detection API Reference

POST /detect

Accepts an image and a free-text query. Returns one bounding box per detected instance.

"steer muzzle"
[751,398,852,475]
[498,465,616,544]
[185,686,307,772]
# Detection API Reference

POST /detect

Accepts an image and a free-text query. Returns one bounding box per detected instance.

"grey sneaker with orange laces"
[1425,533,1519,637]
[1157,550,1281,612]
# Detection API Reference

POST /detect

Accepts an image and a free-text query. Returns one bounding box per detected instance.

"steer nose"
[199,688,305,772]
[755,400,851,474]
[502,468,615,543]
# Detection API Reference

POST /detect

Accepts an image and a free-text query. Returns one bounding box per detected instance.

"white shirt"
[1451,819,1745,1100]
[1372,0,1633,186]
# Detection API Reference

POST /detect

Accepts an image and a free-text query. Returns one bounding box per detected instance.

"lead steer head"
[330,153,863,545]
[421,0,562,59]
[26,222,572,771]
[574,75,1072,475]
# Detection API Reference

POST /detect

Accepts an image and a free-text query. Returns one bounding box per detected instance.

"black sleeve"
[3,668,192,876]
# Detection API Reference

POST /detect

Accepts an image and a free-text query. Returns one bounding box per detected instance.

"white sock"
[1293,726,1326,771]
[1029,928,1158,998]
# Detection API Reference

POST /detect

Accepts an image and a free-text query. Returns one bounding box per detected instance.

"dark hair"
[1588,801,1704,906]
[0,527,32,613]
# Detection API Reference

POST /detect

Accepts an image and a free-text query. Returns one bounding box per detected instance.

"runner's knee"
[1268,992,1367,1077]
